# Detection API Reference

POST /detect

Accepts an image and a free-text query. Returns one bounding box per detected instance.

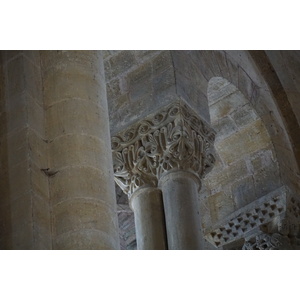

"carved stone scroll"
[111,101,216,197]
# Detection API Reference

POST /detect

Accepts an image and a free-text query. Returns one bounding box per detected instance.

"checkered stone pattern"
[205,186,295,248]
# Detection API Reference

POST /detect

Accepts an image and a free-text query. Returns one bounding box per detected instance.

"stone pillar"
[158,171,202,249]
[41,51,119,249]
[112,101,215,250]
[0,51,51,249]
[130,187,167,250]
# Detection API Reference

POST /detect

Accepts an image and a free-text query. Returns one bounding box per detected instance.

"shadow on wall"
[200,77,282,230]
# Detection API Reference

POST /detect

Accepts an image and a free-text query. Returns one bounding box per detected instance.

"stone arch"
[200,76,282,231]
[192,51,300,195]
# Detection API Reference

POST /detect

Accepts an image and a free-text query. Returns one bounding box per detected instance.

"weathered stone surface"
[208,191,236,223]
[216,119,271,164]
[2,50,300,250]
[205,186,293,248]
[42,50,120,249]
[108,51,136,79]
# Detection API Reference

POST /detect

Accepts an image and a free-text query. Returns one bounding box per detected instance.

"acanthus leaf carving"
[112,101,216,197]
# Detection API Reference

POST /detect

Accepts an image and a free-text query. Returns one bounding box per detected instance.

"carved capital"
[111,101,216,197]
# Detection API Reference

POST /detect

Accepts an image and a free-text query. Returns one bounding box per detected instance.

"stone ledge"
[204,185,297,248]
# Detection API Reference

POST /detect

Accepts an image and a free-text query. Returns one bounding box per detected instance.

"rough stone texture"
[112,51,300,250]
[200,78,282,236]
[106,51,211,135]
[2,50,300,250]
[205,185,300,250]
[41,51,119,250]
[0,51,51,249]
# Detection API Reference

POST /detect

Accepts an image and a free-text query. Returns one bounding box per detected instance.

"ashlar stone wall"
[201,77,281,234]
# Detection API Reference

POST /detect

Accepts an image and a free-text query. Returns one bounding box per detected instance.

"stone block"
[108,93,130,113]
[128,61,153,102]
[249,149,275,173]
[50,166,115,207]
[49,134,111,171]
[205,167,230,192]
[213,51,232,82]
[54,229,118,250]
[11,221,33,250]
[30,162,50,199]
[224,52,239,88]
[253,167,281,199]
[225,159,249,182]
[5,55,26,96]
[231,176,256,209]
[212,115,237,141]
[8,160,31,200]
[10,192,32,229]
[53,198,117,237]
[1,50,23,64]
[102,50,111,60]
[238,66,255,102]
[104,59,112,82]
[6,127,28,168]
[32,233,52,250]
[230,103,258,128]
[6,93,27,133]
[5,54,42,102]
[47,99,110,141]
[208,191,236,223]
[28,129,48,167]
[28,97,45,136]
[41,51,101,76]
[134,50,160,62]
[215,119,271,164]
[43,72,103,108]
[153,68,175,95]
[106,78,121,101]
[152,51,172,75]
[208,77,238,105]
[175,51,208,95]
[194,51,216,81]
[109,51,136,78]
[32,193,51,243]
[209,90,248,121]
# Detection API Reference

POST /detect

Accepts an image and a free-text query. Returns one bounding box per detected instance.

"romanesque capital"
[111,101,216,197]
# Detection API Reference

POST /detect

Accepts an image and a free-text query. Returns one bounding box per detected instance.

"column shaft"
[130,187,167,250]
[159,171,203,250]
[42,51,119,249]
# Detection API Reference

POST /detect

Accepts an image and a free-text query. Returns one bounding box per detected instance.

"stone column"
[112,127,168,249]
[130,187,167,250]
[0,51,51,249]
[158,171,202,249]
[112,101,215,250]
[41,51,119,249]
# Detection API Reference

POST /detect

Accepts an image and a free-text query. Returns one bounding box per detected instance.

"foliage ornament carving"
[111,101,216,197]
